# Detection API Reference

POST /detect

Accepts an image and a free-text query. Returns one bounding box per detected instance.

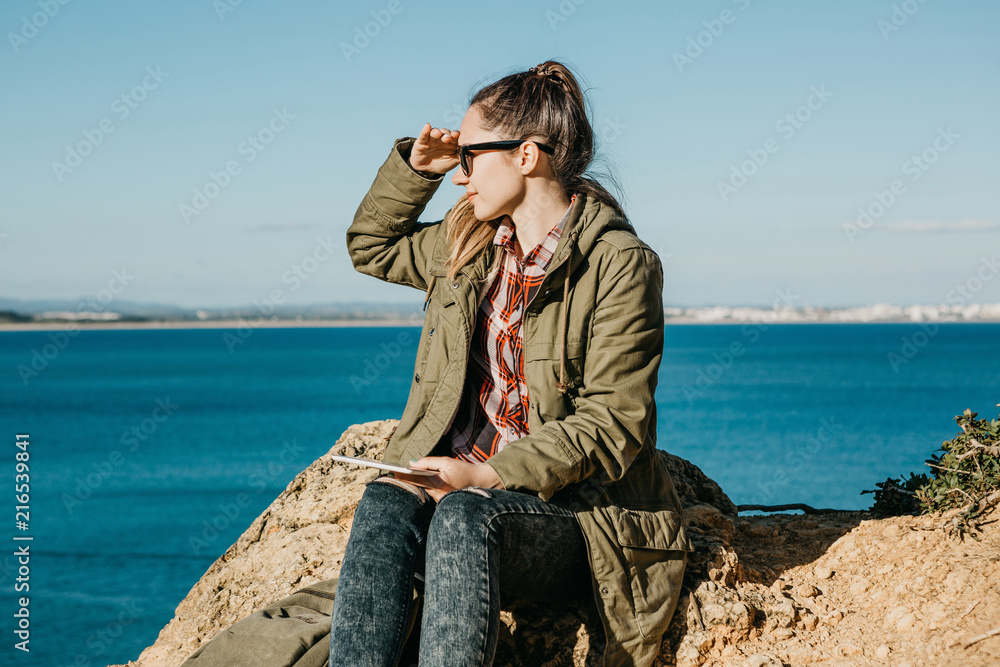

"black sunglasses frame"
[457,139,555,177]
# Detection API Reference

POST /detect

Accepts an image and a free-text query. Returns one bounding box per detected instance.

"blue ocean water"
[0,323,997,666]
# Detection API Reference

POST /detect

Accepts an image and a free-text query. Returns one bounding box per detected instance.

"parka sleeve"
[346,136,449,291]
[484,245,665,501]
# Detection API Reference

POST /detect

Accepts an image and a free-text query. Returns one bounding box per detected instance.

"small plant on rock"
[862,472,929,517]
[917,407,1000,537]
[864,405,1000,538]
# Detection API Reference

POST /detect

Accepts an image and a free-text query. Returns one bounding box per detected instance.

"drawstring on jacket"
[556,226,580,396]
[422,275,437,311]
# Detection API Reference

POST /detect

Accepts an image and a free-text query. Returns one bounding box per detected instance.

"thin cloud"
[883,219,998,234]
[245,222,323,233]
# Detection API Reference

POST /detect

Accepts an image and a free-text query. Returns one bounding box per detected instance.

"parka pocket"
[609,505,688,639]
[413,292,457,387]
[527,339,585,422]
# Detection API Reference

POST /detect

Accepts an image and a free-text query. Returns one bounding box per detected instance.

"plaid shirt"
[442,195,577,463]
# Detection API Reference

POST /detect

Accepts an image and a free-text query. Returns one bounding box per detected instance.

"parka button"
[414,373,421,382]
[601,586,610,596]
[451,281,460,289]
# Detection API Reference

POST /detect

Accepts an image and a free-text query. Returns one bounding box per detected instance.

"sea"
[1,322,998,666]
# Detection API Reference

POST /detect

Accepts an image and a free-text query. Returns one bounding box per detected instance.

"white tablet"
[330,454,439,476]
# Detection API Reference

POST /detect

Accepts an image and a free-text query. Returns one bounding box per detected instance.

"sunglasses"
[457,139,555,177]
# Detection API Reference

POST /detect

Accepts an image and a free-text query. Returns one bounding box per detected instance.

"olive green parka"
[346,137,694,667]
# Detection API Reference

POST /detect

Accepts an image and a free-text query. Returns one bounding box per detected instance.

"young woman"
[331,60,693,667]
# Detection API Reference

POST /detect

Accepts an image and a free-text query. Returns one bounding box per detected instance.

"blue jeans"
[329,477,592,667]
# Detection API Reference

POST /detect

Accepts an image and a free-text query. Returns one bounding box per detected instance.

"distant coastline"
[3,301,1000,332]
[0,318,422,332]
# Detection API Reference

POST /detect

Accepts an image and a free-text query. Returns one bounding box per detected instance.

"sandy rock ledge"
[113,420,1000,667]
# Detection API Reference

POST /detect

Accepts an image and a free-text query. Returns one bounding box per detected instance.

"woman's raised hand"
[408,122,460,176]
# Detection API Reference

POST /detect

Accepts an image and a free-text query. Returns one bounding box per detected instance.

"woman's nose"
[452,168,468,186]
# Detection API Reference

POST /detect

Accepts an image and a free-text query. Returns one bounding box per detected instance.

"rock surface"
[113,420,1000,667]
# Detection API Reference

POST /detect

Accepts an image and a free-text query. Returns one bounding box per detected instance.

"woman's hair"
[444,60,627,280]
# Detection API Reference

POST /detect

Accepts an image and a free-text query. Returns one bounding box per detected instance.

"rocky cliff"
[114,420,1000,667]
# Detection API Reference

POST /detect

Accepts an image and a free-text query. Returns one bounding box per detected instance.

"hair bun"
[529,63,563,84]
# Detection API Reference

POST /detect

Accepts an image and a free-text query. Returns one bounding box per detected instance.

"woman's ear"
[519,143,553,177]
[516,143,540,175]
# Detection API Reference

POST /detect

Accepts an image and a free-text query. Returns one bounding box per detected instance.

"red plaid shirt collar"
[492,194,577,268]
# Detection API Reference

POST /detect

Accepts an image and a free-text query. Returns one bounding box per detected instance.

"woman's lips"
[468,193,477,201]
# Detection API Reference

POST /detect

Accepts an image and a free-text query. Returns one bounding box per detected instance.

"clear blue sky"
[2,0,998,309]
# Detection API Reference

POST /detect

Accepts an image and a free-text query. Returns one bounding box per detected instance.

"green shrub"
[862,472,929,517]
[864,406,1000,537]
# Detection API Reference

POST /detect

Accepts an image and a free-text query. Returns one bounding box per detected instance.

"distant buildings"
[663,303,1000,323]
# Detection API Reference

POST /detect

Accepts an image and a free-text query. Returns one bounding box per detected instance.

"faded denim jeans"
[329,476,592,667]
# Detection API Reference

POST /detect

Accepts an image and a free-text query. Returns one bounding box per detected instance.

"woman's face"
[451,105,525,221]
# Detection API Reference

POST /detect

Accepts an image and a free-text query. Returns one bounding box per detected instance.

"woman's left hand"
[394,457,505,503]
